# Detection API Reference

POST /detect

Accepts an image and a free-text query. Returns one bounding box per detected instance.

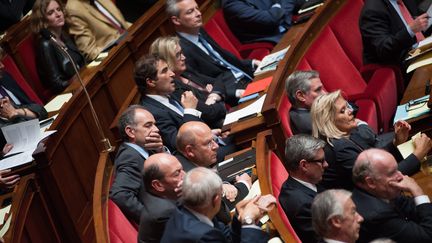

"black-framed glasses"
[306,157,326,165]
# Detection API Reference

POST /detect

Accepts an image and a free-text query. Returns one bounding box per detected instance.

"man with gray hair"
[279,134,328,242]
[285,70,326,134]
[352,148,432,243]
[311,189,363,243]
[110,105,167,224]
[161,167,273,242]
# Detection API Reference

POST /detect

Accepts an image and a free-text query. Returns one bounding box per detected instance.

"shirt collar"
[177,31,200,45]
[124,142,149,159]
[291,176,317,192]
[323,238,347,243]
[185,206,214,227]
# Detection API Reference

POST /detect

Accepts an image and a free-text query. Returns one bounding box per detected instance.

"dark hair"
[31,0,68,34]
[134,54,163,94]
[118,105,147,141]
[284,134,325,172]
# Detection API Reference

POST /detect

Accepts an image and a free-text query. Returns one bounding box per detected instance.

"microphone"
[40,28,114,152]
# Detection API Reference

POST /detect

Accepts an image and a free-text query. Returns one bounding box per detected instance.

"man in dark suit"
[138,153,184,243]
[134,54,202,152]
[279,134,328,242]
[166,0,261,105]
[311,189,364,243]
[221,0,300,44]
[161,167,272,243]
[359,0,429,67]
[175,121,250,209]
[109,105,167,224]
[352,148,432,243]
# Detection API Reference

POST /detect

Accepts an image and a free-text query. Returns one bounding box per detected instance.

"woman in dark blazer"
[31,0,85,93]
[310,90,432,190]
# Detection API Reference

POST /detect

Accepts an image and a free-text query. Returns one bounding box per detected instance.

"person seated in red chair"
[0,48,48,147]
[221,0,302,44]
[66,0,131,61]
[31,0,86,94]
[150,36,226,129]
[279,134,328,243]
[166,0,261,106]
[138,153,184,243]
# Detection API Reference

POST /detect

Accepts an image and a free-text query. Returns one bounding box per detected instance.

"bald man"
[175,121,250,209]
[352,148,432,243]
[138,153,184,243]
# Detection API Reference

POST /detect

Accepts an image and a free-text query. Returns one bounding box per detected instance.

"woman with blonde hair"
[150,36,226,128]
[311,90,432,190]
[31,0,85,94]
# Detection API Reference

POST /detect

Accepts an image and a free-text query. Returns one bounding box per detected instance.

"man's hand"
[143,130,164,152]
[174,179,183,198]
[205,93,221,105]
[410,13,429,33]
[393,120,411,146]
[236,173,252,188]
[0,97,18,119]
[252,59,261,68]
[181,91,198,109]
[2,144,12,156]
[413,133,432,161]
[0,169,20,189]
[389,175,424,197]
[222,184,238,202]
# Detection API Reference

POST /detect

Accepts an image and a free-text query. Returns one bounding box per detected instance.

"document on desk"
[0,151,34,170]
[1,119,57,156]
[44,93,73,113]
[223,94,266,126]
[254,47,289,75]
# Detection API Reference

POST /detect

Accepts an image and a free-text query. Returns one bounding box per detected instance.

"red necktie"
[397,0,425,42]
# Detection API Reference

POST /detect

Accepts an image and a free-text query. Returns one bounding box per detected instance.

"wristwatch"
[242,215,254,225]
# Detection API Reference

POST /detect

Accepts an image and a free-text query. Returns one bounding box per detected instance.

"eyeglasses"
[405,98,428,112]
[175,50,184,60]
[306,157,326,165]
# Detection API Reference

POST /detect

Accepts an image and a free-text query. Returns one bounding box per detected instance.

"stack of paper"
[254,47,290,75]
[223,94,266,126]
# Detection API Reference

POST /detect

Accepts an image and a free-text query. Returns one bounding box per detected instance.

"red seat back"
[278,94,293,138]
[2,54,43,104]
[270,151,301,243]
[108,200,138,243]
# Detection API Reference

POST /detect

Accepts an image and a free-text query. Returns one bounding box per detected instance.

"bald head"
[176,121,209,151]
[143,153,184,199]
[352,149,395,184]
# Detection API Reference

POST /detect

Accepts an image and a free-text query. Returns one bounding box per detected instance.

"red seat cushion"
[355,99,378,133]
[108,200,138,243]
[278,94,293,138]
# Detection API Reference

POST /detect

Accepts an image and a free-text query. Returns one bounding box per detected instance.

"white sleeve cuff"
[271,3,281,8]
[414,195,430,206]
[184,108,202,118]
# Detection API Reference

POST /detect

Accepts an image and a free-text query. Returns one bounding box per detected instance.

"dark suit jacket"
[289,108,312,135]
[352,187,432,243]
[360,0,421,65]
[279,176,318,243]
[109,143,147,224]
[321,125,420,190]
[161,206,269,243]
[221,0,285,44]
[0,0,34,32]
[35,32,85,93]
[178,29,254,104]
[140,95,202,152]
[172,78,226,129]
[138,191,176,243]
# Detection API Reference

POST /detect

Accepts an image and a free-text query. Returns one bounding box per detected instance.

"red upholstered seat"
[204,10,273,60]
[2,54,43,105]
[278,94,293,138]
[15,34,53,103]
[355,99,379,133]
[108,200,138,243]
[302,26,398,132]
[269,152,301,243]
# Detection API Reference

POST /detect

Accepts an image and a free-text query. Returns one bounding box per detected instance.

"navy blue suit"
[161,206,269,243]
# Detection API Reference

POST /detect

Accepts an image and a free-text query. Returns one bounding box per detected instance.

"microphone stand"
[47,34,114,152]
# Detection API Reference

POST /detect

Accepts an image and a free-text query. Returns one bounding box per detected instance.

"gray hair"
[352,149,380,184]
[284,134,326,172]
[181,167,222,208]
[311,189,352,237]
[285,70,319,107]
[166,0,181,17]
[118,105,147,142]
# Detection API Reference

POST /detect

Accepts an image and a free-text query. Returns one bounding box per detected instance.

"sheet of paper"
[397,132,423,159]
[427,4,432,29]
[44,93,73,113]
[0,150,34,170]
[407,54,432,73]
[223,94,266,126]
[2,119,40,155]
[0,212,12,238]
[254,47,289,75]
[0,205,11,225]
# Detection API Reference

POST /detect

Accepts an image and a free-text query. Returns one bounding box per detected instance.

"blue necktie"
[169,98,184,114]
[198,35,253,82]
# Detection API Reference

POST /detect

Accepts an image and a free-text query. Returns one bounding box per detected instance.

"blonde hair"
[149,36,179,71]
[30,0,68,34]
[311,90,348,143]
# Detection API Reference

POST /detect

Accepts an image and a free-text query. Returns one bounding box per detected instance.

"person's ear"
[295,90,306,103]
[299,159,308,173]
[171,16,181,26]
[146,78,156,88]
[211,193,220,207]
[125,125,135,139]
[364,176,376,189]
[328,216,342,230]
[151,179,165,192]
[184,144,195,158]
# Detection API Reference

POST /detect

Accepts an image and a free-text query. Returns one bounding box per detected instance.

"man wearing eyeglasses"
[279,134,328,243]
[175,121,251,210]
